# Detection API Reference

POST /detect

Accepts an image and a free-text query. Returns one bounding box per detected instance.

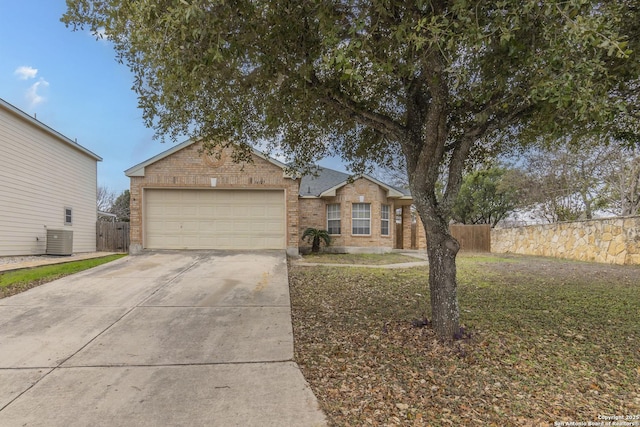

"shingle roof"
[390,183,412,197]
[299,167,351,197]
[299,166,412,199]
[124,138,412,199]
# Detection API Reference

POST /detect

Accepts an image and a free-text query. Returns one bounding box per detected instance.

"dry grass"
[300,253,423,265]
[289,254,640,426]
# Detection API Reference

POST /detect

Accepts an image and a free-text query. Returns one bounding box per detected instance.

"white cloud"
[14,66,49,107]
[26,78,49,107]
[96,27,108,39]
[14,66,38,80]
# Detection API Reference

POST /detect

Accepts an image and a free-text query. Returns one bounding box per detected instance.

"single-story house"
[125,139,425,255]
[0,98,102,256]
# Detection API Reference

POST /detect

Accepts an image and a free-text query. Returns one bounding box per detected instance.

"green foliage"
[0,255,126,289]
[62,1,639,172]
[302,228,331,253]
[452,167,521,227]
[62,0,640,339]
[110,190,130,221]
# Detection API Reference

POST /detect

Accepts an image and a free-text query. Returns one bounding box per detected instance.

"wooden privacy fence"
[450,224,491,252]
[402,222,490,252]
[96,221,130,252]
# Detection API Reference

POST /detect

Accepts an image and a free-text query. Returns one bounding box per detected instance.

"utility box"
[46,229,73,256]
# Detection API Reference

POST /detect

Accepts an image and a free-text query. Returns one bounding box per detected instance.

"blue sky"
[0,1,347,195]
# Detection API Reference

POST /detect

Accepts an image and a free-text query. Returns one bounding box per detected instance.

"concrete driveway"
[0,251,326,426]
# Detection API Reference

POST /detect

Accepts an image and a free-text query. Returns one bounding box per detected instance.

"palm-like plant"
[302,228,331,253]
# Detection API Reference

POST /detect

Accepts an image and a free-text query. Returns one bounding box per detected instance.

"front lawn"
[300,252,422,265]
[0,254,127,298]
[289,254,640,426]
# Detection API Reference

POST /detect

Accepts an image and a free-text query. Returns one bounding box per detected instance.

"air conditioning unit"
[46,229,73,256]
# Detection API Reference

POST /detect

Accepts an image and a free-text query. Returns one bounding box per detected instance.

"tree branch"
[405,53,450,198]
[463,100,533,140]
[441,101,534,213]
[311,75,406,140]
[442,136,474,213]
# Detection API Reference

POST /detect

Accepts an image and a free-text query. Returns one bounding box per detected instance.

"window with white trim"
[381,204,390,236]
[327,204,341,235]
[352,203,371,235]
[64,207,73,226]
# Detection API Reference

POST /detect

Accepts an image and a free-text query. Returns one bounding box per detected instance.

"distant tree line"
[450,138,640,227]
[97,187,130,222]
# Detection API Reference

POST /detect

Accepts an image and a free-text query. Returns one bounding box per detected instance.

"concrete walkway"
[0,250,326,426]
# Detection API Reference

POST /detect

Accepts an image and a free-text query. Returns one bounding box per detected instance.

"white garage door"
[144,189,286,250]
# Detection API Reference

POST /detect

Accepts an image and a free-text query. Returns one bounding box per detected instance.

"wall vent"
[46,229,73,256]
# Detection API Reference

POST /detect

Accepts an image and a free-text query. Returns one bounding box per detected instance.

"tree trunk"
[401,56,465,340]
[424,218,461,339]
[581,190,593,220]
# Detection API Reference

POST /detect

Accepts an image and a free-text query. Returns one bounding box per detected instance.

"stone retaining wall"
[491,216,640,265]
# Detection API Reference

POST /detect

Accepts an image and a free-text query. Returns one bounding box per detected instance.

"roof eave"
[318,186,342,198]
[125,139,196,177]
[0,98,102,162]
[317,175,407,199]
[250,150,300,180]
[124,139,295,178]
[385,189,405,198]
[125,166,146,177]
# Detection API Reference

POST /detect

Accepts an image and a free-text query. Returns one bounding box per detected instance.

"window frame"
[64,207,73,226]
[351,203,371,235]
[381,204,390,236]
[326,203,341,235]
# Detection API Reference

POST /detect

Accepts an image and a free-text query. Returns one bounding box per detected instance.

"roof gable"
[125,139,411,199]
[299,167,350,197]
[125,139,293,177]
[299,166,411,199]
[0,98,102,161]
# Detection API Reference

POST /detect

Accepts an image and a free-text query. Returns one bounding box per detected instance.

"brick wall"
[416,215,427,250]
[398,206,426,250]
[298,177,397,253]
[402,206,412,249]
[128,142,427,255]
[129,142,299,253]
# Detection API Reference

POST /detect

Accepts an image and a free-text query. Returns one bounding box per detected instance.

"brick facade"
[401,205,413,250]
[128,140,425,255]
[129,142,299,254]
[299,178,399,253]
[398,205,427,251]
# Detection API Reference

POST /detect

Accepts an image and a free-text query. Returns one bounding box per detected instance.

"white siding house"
[0,98,102,256]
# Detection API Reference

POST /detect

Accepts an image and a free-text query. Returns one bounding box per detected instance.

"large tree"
[97,185,115,213]
[513,138,640,223]
[519,142,614,222]
[63,0,639,339]
[452,167,521,227]
[603,143,640,216]
[111,190,131,222]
